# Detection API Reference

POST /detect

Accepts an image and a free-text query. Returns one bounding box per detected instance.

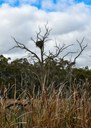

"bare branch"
[31,37,36,44]
[67,38,87,68]
[49,43,73,59]
[42,24,52,42]
[11,37,41,63]
[36,27,42,41]
[31,24,52,49]
[62,51,77,59]
[74,38,87,63]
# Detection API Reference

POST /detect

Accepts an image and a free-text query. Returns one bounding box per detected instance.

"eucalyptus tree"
[11,24,87,95]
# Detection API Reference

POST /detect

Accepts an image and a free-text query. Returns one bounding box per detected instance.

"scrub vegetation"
[0,24,91,128]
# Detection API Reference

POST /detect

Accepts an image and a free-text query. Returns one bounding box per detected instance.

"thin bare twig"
[49,43,73,59]
[10,37,41,63]
[68,38,87,68]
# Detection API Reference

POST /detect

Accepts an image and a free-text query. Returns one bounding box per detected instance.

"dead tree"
[67,38,87,69]
[66,38,87,94]
[46,38,87,96]
[11,24,87,94]
[31,24,51,65]
[11,24,51,90]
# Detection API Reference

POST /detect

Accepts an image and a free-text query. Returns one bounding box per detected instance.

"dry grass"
[0,86,91,128]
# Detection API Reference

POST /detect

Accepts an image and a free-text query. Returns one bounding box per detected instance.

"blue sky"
[77,0,91,5]
[0,0,91,9]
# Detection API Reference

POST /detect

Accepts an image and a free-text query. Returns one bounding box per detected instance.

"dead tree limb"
[31,24,51,51]
[31,24,51,64]
[11,37,41,63]
[66,38,87,92]
[48,43,74,60]
[68,38,88,68]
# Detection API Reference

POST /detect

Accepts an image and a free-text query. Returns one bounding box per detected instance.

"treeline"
[0,54,91,98]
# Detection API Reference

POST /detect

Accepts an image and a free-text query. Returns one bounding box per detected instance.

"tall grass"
[0,82,91,128]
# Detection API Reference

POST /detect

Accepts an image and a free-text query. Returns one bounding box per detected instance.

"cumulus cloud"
[0,2,91,67]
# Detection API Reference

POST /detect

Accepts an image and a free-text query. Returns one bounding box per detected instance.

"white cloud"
[0,3,91,67]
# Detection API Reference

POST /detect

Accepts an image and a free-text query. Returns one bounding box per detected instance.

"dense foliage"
[0,55,91,98]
